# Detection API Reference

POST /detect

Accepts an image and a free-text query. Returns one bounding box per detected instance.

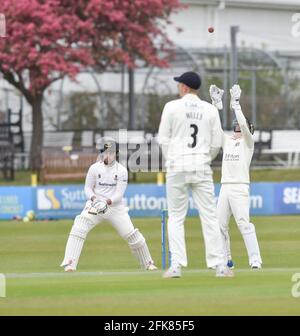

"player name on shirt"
[185,111,203,120]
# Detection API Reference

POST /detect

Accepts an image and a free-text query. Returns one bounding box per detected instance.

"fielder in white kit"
[61,139,157,272]
[158,71,233,278]
[210,84,262,269]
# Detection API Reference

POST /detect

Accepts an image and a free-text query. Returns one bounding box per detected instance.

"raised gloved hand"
[230,84,242,110]
[209,85,224,110]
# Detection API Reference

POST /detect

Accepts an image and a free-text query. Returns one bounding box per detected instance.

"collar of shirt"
[232,133,243,140]
[182,93,201,101]
[101,161,117,169]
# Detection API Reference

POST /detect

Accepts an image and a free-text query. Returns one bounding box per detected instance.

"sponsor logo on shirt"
[224,153,240,161]
[98,183,117,187]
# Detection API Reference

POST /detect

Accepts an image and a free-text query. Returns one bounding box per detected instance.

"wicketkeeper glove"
[230,84,242,110]
[87,200,108,215]
[209,85,224,110]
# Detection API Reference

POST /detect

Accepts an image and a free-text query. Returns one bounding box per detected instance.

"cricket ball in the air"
[208,26,214,33]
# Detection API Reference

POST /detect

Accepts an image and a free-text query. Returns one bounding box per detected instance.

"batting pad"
[125,229,154,269]
[60,215,94,269]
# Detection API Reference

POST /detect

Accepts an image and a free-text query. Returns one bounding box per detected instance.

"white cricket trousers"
[217,184,262,265]
[61,201,156,270]
[79,203,135,238]
[166,169,225,269]
[61,203,135,268]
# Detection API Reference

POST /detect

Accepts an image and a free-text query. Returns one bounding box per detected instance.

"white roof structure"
[182,0,300,10]
[166,0,300,51]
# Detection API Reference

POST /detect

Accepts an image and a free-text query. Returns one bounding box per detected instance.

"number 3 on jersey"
[188,124,198,148]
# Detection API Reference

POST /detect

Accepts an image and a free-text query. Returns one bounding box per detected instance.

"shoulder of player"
[203,100,219,112]
[163,98,182,110]
[194,100,219,116]
[224,133,231,140]
[227,135,254,148]
[88,161,103,172]
[244,133,255,147]
[223,134,234,146]
[116,162,128,174]
[164,97,212,110]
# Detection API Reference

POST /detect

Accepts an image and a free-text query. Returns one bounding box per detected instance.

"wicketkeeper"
[210,84,262,269]
[60,138,157,272]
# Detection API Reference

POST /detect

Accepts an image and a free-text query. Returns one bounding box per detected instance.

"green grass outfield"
[0,216,300,316]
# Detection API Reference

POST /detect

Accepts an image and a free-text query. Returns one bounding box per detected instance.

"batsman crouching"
[61,138,157,272]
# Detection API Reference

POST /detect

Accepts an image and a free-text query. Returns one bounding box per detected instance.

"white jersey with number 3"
[158,93,223,172]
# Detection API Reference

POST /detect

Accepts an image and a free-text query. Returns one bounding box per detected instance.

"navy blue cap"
[174,71,201,90]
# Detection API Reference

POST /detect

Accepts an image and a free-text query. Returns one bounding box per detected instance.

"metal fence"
[5,128,300,171]
[1,46,300,175]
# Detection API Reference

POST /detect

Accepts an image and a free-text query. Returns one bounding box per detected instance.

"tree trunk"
[30,95,44,172]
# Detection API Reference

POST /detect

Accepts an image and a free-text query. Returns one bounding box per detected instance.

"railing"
[2,129,300,173]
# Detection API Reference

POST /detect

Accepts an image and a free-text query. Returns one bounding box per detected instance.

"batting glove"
[230,84,242,110]
[209,85,224,110]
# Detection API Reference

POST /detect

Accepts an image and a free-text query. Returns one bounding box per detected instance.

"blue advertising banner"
[35,185,86,219]
[274,182,300,215]
[34,183,277,219]
[0,182,299,220]
[124,183,275,217]
[248,183,275,216]
[0,187,33,219]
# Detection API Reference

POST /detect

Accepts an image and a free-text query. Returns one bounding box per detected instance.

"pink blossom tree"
[0,0,182,171]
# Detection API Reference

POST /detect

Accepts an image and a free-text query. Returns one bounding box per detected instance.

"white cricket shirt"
[158,93,223,172]
[221,105,254,184]
[84,161,128,206]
